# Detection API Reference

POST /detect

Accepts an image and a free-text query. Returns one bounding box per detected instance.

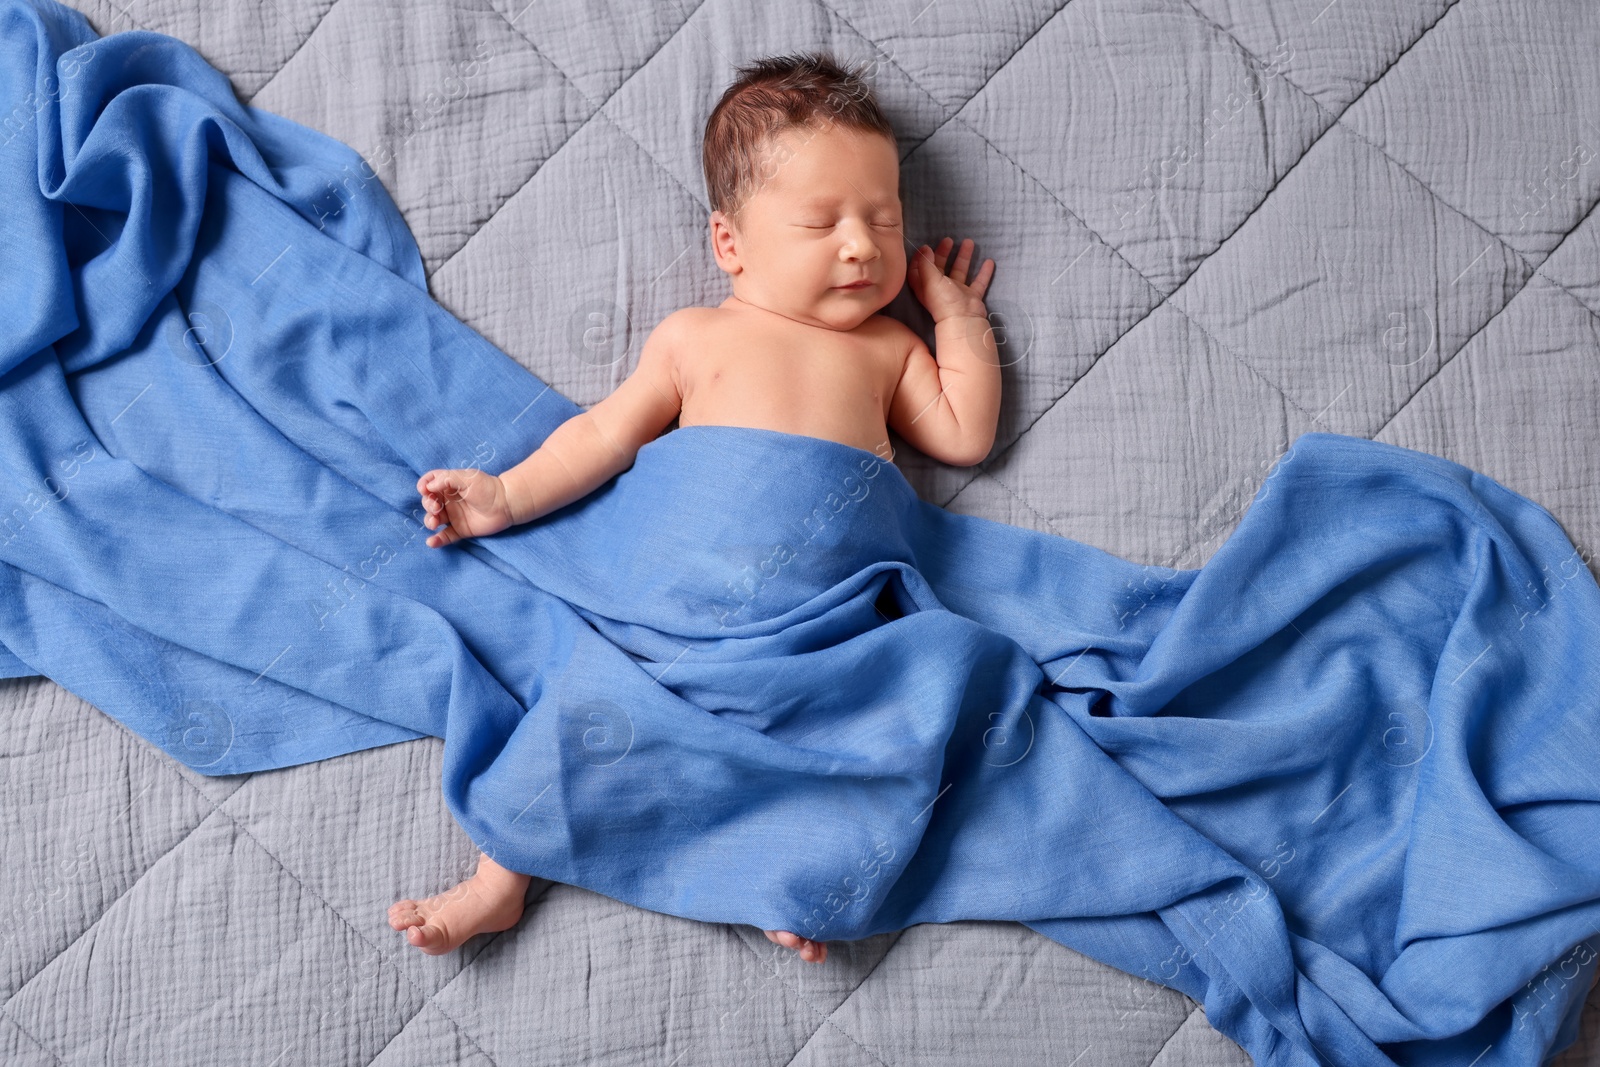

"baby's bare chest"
[679,329,900,418]
[672,320,905,457]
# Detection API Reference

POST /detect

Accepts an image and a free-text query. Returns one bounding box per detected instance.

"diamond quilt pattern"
[3,0,1599,1063]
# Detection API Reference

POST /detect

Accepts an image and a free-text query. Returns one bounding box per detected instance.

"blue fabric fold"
[3,2,1598,1063]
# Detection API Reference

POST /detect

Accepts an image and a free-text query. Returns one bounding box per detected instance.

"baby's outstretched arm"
[417,318,685,547]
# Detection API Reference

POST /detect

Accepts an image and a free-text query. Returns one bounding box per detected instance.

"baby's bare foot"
[389,851,532,956]
[765,928,828,963]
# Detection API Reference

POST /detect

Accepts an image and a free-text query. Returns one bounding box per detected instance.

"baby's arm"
[888,237,1000,467]
[499,316,685,525]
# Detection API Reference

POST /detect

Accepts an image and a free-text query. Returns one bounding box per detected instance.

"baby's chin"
[769,291,891,331]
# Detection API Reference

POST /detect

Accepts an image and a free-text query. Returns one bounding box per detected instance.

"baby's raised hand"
[907,236,995,323]
[416,468,513,547]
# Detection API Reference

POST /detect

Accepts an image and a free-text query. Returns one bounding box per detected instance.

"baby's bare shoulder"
[650,305,724,344]
[648,306,730,369]
[635,308,690,372]
[860,313,920,365]
[863,312,914,338]
[648,306,714,344]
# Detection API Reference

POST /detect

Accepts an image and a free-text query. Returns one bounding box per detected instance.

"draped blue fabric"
[4,2,1598,1063]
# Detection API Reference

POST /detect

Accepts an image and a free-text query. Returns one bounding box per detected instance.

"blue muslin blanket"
[4,2,1598,1063]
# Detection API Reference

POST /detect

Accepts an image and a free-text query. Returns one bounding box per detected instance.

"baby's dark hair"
[702,51,897,224]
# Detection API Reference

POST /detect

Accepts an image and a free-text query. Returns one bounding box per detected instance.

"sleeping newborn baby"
[388,52,1000,963]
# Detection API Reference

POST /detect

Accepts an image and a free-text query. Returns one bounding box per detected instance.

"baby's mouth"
[833,279,875,291]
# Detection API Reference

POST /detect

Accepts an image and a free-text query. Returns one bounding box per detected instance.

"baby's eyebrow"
[790,191,896,207]
[793,194,901,212]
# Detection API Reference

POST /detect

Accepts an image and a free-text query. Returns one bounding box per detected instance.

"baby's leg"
[765,928,828,963]
[388,851,531,955]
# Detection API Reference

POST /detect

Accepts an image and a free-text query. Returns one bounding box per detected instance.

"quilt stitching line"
[213,764,562,1063]
[933,112,1328,507]
[1536,258,1600,326]
[356,875,559,1064]
[1372,191,1600,439]
[777,927,915,1067]
[743,929,902,1067]
[982,152,1584,526]
[1175,0,1575,277]
[211,816,504,1067]
[973,378,1298,576]
[1176,0,1600,351]
[0,723,500,1067]
[202,789,508,1067]
[0,806,222,1038]
[1368,279,1533,440]
[243,0,350,105]
[425,0,712,282]
[813,0,1075,160]
[922,275,1169,510]
[949,468,1075,542]
[941,0,1466,466]
[1534,254,1600,337]
[412,6,604,274]
[362,996,443,1066]
[1150,1003,1204,1063]
[1173,0,1600,434]
[1,1007,68,1066]
[209,765,569,1065]
[591,104,722,224]
[972,416,1282,575]
[0,749,253,1025]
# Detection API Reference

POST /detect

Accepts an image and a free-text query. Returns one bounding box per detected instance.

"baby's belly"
[677,399,894,461]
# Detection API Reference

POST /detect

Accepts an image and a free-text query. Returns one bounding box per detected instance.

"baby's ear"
[707,210,741,275]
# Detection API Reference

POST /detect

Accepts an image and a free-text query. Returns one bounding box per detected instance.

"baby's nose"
[840,234,880,261]
[836,218,880,256]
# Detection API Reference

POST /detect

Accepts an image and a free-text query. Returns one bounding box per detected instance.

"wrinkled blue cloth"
[4,2,1599,1064]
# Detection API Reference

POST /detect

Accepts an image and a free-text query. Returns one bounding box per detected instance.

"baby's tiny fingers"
[972,258,996,298]
[949,237,975,280]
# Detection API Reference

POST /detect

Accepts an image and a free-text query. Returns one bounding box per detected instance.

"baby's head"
[702,52,905,331]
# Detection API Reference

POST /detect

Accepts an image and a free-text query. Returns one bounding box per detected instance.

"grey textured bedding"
[4,0,1599,1063]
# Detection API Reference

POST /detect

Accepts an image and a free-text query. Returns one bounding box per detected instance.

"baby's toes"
[388,899,423,930]
[406,921,452,955]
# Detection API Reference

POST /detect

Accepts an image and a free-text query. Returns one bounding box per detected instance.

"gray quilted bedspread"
[4,0,1599,1063]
